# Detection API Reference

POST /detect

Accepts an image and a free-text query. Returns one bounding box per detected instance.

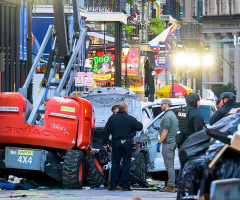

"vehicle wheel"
[86,153,107,188]
[0,170,8,179]
[62,150,85,189]
[134,152,147,184]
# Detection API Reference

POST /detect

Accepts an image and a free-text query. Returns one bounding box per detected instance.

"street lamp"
[122,42,130,88]
[173,51,214,96]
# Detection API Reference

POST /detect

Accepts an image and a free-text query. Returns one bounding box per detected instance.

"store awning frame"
[87,32,115,42]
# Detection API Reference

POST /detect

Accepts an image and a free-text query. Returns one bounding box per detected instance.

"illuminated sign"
[94,74,111,80]
[92,54,112,80]
[121,48,140,77]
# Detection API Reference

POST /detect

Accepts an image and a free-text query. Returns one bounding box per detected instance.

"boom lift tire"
[0,170,8,180]
[86,153,107,188]
[62,150,85,189]
[134,152,147,183]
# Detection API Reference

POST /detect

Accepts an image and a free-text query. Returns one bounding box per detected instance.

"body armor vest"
[178,108,194,136]
[178,110,189,136]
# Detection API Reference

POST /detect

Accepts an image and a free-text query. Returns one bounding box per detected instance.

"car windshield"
[198,105,213,124]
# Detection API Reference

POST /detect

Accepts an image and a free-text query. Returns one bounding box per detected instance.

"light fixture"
[203,53,214,67]
[85,35,91,50]
[187,53,200,68]
[84,59,92,68]
[174,52,186,67]
[122,42,130,56]
[122,42,130,88]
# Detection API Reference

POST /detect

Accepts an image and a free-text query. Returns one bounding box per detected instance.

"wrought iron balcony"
[33,0,126,12]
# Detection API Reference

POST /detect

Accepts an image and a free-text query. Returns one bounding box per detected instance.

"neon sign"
[94,55,110,64]
[92,55,111,79]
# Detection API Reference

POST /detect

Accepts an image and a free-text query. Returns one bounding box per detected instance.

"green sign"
[92,55,111,74]
[61,106,75,113]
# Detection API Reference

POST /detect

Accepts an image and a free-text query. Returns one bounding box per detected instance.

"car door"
[140,106,182,172]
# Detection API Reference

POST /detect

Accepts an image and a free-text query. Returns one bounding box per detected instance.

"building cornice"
[34,5,127,24]
[203,14,240,21]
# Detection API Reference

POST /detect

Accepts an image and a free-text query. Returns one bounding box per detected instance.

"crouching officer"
[102,102,143,191]
[209,92,239,125]
[177,93,204,148]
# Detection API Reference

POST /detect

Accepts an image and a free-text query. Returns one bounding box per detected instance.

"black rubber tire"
[62,150,85,189]
[134,152,147,183]
[0,170,8,179]
[86,153,107,188]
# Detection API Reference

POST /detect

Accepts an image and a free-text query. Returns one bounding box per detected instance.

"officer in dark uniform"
[177,93,204,148]
[209,92,239,125]
[102,102,143,191]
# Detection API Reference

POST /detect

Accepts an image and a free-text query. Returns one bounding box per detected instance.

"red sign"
[96,51,115,60]
[121,48,140,77]
[155,68,164,74]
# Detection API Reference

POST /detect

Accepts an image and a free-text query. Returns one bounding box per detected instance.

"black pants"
[110,140,132,189]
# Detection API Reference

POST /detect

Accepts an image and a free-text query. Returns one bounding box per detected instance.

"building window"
[233,0,236,13]
[221,0,223,13]
[204,0,208,15]
[229,0,232,14]
[209,0,211,14]
[216,0,220,15]
[193,0,196,16]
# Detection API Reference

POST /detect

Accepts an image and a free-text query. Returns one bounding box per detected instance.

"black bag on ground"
[179,130,210,167]
[181,158,208,195]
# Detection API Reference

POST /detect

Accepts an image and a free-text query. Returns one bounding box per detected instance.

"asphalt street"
[0,189,177,200]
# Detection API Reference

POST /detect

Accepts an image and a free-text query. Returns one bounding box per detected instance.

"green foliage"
[111,27,115,36]
[148,18,164,36]
[123,25,135,39]
[126,0,134,4]
[212,83,237,99]
[124,25,135,34]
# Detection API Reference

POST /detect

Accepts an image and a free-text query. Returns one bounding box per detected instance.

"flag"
[148,24,178,53]
[165,28,180,52]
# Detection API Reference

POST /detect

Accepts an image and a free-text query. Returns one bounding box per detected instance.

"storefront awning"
[87,32,115,42]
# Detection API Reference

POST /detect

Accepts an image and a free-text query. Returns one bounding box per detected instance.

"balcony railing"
[33,0,126,12]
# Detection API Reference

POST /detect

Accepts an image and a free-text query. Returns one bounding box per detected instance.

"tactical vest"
[178,108,195,136]
[178,110,189,135]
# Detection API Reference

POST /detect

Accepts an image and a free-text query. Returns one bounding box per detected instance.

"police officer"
[209,92,239,125]
[177,93,204,147]
[102,102,143,191]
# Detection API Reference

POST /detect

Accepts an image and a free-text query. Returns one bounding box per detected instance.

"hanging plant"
[148,18,164,36]
[126,0,134,4]
[123,25,135,39]
[111,27,115,36]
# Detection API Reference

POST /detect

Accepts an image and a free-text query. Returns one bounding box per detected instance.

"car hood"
[85,87,142,128]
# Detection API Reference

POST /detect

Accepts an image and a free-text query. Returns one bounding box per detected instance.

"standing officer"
[177,93,204,147]
[102,102,143,191]
[157,99,178,193]
[177,93,204,199]
[209,92,239,125]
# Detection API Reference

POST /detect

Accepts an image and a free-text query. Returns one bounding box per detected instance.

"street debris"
[177,113,240,199]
